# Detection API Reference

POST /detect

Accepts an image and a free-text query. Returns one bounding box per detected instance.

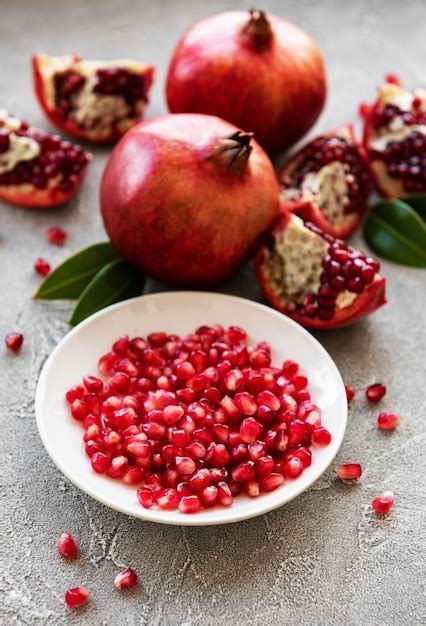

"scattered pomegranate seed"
[57,532,78,558]
[65,587,90,609]
[385,73,400,85]
[34,257,51,276]
[366,383,386,403]
[46,226,67,245]
[345,385,355,404]
[5,332,23,352]
[114,567,138,590]
[377,412,400,431]
[336,463,362,481]
[372,490,395,515]
[358,102,371,119]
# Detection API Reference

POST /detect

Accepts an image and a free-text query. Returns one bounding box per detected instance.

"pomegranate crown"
[211,131,254,172]
[242,9,273,48]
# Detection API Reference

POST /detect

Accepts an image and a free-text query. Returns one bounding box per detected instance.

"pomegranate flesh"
[166,10,326,154]
[101,114,280,285]
[363,77,426,196]
[280,125,372,238]
[32,53,154,143]
[256,211,386,328]
[0,110,90,207]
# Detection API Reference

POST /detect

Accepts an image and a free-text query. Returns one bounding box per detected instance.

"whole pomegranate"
[100,114,280,285]
[166,10,326,155]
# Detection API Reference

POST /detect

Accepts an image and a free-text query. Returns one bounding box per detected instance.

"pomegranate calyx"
[242,10,273,48]
[212,131,254,172]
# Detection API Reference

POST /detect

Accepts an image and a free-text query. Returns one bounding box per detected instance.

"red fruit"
[0,110,90,208]
[5,332,23,352]
[377,412,399,430]
[283,457,304,479]
[34,257,51,276]
[363,78,426,196]
[101,114,280,285]
[166,10,326,155]
[47,226,67,245]
[372,490,395,514]
[336,463,362,480]
[114,567,138,590]
[58,532,78,558]
[311,427,332,446]
[178,495,201,514]
[366,383,386,403]
[256,211,387,329]
[345,385,355,404]
[32,53,154,143]
[280,125,372,238]
[65,587,89,609]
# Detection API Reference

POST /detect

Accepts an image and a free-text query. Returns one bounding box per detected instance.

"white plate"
[35,292,347,526]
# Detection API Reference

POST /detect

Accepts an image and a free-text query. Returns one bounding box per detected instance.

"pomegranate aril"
[65,587,90,609]
[34,257,51,276]
[91,452,108,473]
[311,427,332,446]
[179,495,201,514]
[283,457,304,479]
[175,361,195,380]
[257,390,280,411]
[234,392,257,415]
[47,226,67,245]
[122,467,144,484]
[232,460,255,482]
[260,473,284,492]
[247,440,267,461]
[189,468,210,493]
[336,463,362,481]
[243,481,260,497]
[287,420,306,445]
[201,485,218,507]
[377,412,399,430]
[366,383,386,403]
[287,447,312,468]
[114,567,138,590]
[372,490,395,514]
[175,456,196,475]
[345,385,355,404]
[108,455,129,478]
[157,488,179,510]
[240,417,263,443]
[71,399,87,421]
[137,486,154,508]
[256,455,275,479]
[217,481,233,506]
[5,332,24,352]
[58,532,78,559]
[162,404,184,425]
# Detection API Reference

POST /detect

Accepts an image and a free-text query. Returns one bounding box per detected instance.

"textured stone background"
[1,0,425,624]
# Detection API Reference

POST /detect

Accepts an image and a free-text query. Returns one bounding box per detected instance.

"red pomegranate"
[279,125,372,238]
[0,110,90,208]
[100,114,281,285]
[32,53,154,143]
[166,10,326,155]
[362,76,426,196]
[256,211,386,329]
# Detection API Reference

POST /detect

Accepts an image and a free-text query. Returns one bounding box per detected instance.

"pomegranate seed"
[47,226,67,245]
[217,481,233,506]
[224,368,244,391]
[57,532,78,559]
[243,481,260,497]
[287,420,306,445]
[377,412,399,431]
[385,73,400,85]
[122,467,144,484]
[175,456,196,474]
[372,490,395,514]
[137,486,154,508]
[283,457,304,479]
[201,485,218,507]
[234,392,257,415]
[70,399,87,421]
[34,257,51,276]
[257,390,280,411]
[65,587,89,609]
[260,473,284,492]
[311,427,332,446]
[256,455,274,479]
[282,359,299,378]
[179,495,201,514]
[157,488,179,510]
[189,468,210,493]
[366,383,386,403]
[231,460,255,482]
[240,417,262,443]
[114,567,138,590]
[175,361,195,380]
[5,332,23,352]
[108,455,129,478]
[287,447,311,468]
[345,385,355,404]
[336,463,362,480]
[91,452,108,473]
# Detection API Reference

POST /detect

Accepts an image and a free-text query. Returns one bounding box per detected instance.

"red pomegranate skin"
[100,114,281,285]
[166,11,326,154]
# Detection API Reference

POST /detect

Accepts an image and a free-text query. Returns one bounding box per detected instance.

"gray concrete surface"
[1,0,425,624]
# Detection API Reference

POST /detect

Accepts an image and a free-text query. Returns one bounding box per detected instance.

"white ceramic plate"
[35,292,347,526]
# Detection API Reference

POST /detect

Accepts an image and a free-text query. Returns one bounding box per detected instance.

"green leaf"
[400,194,426,221]
[34,242,121,300]
[364,199,426,267]
[69,258,144,326]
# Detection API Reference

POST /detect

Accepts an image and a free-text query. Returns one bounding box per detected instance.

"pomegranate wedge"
[0,110,90,208]
[280,125,372,238]
[32,53,154,143]
[256,211,386,329]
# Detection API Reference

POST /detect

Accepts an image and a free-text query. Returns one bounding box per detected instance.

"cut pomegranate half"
[363,77,426,196]
[0,110,90,207]
[256,211,386,329]
[32,53,155,143]
[279,125,372,238]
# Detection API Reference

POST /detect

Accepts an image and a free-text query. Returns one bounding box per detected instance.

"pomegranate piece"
[366,383,386,403]
[100,115,280,286]
[65,587,90,609]
[363,77,426,196]
[256,211,387,329]
[58,532,78,558]
[166,9,326,155]
[0,110,90,208]
[280,125,372,238]
[372,490,395,515]
[32,54,154,143]
[47,226,67,245]
[336,463,362,481]
[114,567,138,590]
[5,332,23,352]
[377,412,400,431]
[34,257,51,276]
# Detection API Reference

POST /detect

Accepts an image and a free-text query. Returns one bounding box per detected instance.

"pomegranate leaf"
[34,242,121,300]
[364,199,426,268]
[400,194,426,221]
[69,258,144,326]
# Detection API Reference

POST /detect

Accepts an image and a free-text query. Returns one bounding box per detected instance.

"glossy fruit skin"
[255,210,387,329]
[166,10,326,155]
[100,114,281,285]
[279,125,372,238]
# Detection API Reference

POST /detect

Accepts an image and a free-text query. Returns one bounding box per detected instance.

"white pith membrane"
[36,54,147,136]
[0,110,40,175]
[261,215,357,311]
[281,128,357,229]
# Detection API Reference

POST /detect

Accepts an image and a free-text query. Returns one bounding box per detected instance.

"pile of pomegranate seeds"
[65,325,332,514]
[5,332,23,352]
[366,383,386,403]
[47,226,67,246]
[34,257,51,276]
